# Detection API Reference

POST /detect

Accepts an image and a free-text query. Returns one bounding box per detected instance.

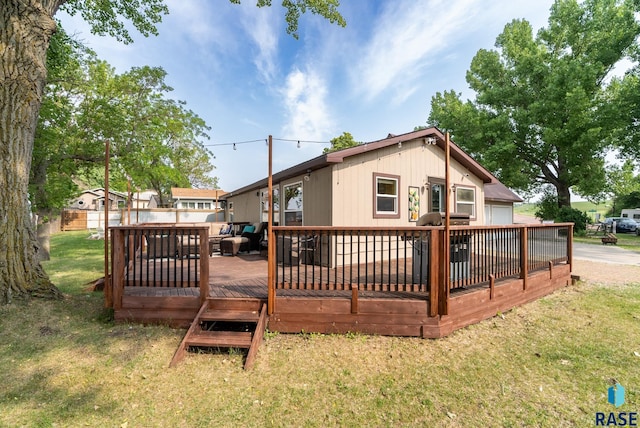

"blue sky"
[58,0,555,192]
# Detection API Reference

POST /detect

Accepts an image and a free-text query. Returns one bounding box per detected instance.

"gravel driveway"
[572,242,640,285]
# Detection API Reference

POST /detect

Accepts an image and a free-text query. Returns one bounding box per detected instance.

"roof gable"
[227,127,521,203]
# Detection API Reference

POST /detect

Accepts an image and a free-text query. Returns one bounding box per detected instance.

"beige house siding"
[228,191,259,223]
[332,138,485,226]
[303,167,332,226]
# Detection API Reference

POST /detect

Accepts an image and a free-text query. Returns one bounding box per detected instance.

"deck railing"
[272,223,572,296]
[107,223,572,318]
[109,224,210,309]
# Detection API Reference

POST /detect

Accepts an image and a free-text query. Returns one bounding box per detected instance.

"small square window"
[373,173,400,219]
[455,187,475,217]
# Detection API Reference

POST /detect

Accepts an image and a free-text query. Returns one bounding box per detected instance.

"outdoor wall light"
[304,169,312,181]
[397,141,402,149]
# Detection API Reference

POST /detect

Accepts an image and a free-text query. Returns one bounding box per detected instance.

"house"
[69,188,128,211]
[130,190,159,209]
[170,187,227,211]
[106,128,573,360]
[225,127,522,227]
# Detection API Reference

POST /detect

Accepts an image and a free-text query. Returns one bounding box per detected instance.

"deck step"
[186,331,253,348]
[170,300,268,369]
[199,309,260,323]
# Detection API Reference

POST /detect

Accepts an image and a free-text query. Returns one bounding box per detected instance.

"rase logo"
[595,381,637,426]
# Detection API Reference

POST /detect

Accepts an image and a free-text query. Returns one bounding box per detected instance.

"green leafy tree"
[428,0,640,210]
[77,63,216,206]
[0,0,345,302]
[33,32,216,215]
[607,160,640,214]
[31,27,91,217]
[323,132,360,154]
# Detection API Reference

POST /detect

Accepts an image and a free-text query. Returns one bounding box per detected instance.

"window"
[260,188,280,223]
[455,186,475,217]
[429,179,445,213]
[284,182,302,226]
[373,173,400,219]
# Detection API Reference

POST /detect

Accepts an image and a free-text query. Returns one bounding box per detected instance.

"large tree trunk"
[556,182,572,209]
[0,1,62,302]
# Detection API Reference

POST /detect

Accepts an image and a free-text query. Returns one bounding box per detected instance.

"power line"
[202,137,331,148]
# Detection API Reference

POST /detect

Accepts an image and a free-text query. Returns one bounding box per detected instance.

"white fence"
[86,209,225,230]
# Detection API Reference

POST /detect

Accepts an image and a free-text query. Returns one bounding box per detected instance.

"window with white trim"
[429,179,445,213]
[260,188,280,223]
[374,173,400,219]
[455,186,475,217]
[283,182,303,226]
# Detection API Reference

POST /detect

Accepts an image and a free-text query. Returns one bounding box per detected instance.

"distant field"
[514,200,613,222]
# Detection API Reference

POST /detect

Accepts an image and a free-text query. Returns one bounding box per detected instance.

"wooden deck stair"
[170,298,267,370]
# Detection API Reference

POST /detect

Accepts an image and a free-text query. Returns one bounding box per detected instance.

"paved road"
[573,241,640,266]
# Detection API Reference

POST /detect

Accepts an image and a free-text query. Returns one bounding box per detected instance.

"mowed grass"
[0,231,638,427]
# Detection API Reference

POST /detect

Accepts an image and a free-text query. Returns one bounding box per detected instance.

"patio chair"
[209,223,234,255]
[241,222,268,252]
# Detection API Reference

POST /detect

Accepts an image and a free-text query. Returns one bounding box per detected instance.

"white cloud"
[238,6,280,83]
[280,68,334,140]
[165,0,233,51]
[352,0,479,103]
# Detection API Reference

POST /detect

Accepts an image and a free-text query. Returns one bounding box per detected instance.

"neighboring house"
[225,127,522,226]
[68,188,128,211]
[130,190,158,209]
[170,187,227,211]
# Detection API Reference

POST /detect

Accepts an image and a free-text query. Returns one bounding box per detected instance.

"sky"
[58,0,556,192]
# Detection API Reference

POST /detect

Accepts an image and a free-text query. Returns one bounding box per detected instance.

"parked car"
[615,218,638,233]
[603,217,622,225]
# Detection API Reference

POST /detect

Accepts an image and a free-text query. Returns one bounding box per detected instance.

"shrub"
[555,207,590,233]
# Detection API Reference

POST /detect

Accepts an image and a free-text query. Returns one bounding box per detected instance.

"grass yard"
[0,231,638,426]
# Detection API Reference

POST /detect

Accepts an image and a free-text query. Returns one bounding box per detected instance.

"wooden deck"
[111,223,574,341]
[117,251,572,338]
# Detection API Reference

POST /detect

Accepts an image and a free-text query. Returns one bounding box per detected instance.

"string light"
[203,137,331,149]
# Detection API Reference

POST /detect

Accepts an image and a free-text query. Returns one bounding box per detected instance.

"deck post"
[267,135,275,315]
[428,229,440,317]
[520,226,528,291]
[438,228,449,316]
[441,131,451,316]
[567,224,573,273]
[199,227,210,305]
[111,228,125,310]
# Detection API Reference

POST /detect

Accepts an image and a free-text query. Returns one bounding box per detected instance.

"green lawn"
[0,231,638,426]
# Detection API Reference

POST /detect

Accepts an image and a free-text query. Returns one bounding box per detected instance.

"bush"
[555,207,590,233]
[534,190,589,233]
[534,190,559,221]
